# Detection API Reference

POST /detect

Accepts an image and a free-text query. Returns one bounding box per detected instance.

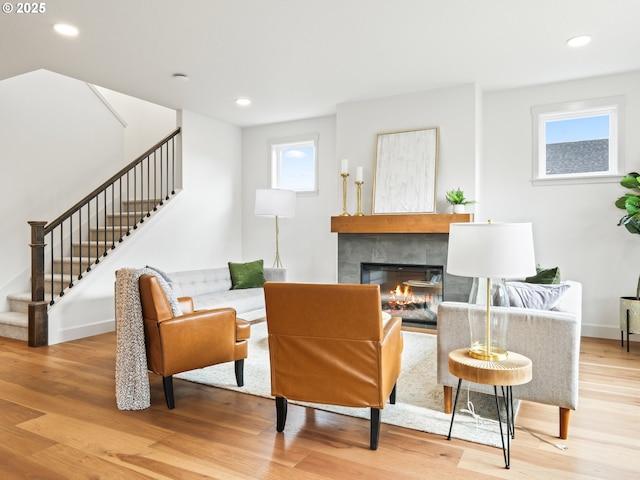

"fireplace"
[361,262,443,325]
[336,231,473,326]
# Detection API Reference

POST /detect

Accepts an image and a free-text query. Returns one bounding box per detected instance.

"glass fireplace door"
[361,263,443,325]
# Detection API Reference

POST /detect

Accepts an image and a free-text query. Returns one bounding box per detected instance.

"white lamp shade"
[255,189,296,218]
[447,222,536,279]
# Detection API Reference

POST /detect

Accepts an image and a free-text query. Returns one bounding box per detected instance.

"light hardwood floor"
[0,331,638,479]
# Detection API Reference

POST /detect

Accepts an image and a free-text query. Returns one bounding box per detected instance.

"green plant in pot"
[445,188,475,213]
[616,172,640,350]
[615,172,640,234]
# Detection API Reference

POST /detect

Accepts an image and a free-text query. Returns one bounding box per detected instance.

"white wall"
[0,70,125,309]
[336,83,480,216]
[242,115,337,282]
[483,71,640,339]
[48,110,243,343]
[95,86,177,162]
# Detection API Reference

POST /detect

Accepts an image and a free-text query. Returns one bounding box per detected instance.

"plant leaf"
[621,173,640,189]
[625,195,640,215]
[615,196,628,209]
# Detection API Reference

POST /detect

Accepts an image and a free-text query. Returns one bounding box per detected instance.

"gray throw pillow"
[505,281,570,310]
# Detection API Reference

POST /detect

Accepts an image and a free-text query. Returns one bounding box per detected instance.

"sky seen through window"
[545,115,609,144]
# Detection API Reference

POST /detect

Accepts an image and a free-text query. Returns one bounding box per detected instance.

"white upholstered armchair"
[437,280,582,439]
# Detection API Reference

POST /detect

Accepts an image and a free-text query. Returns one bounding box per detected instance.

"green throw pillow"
[525,266,561,284]
[228,259,267,289]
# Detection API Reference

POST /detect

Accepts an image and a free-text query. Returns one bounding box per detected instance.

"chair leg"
[234,359,245,387]
[443,385,453,414]
[370,408,381,450]
[163,376,175,409]
[389,383,397,404]
[276,397,288,432]
[559,407,571,440]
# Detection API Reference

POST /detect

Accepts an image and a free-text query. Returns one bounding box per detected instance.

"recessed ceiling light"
[567,35,592,47]
[236,97,251,106]
[172,73,189,82]
[53,23,79,37]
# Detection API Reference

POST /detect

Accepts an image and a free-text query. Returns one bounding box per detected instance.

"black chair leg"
[163,375,175,409]
[276,397,288,432]
[389,383,397,404]
[234,359,245,387]
[370,408,381,450]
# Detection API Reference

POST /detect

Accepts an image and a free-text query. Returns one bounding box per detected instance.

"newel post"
[28,221,48,347]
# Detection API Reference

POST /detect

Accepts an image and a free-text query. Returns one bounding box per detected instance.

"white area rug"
[176,322,514,448]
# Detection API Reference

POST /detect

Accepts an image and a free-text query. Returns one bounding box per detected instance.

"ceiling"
[2,0,639,127]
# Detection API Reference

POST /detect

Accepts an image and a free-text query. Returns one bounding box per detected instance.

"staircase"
[0,199,167,342]
[0,127,181,345]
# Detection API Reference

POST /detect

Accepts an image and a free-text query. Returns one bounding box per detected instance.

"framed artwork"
[372,127,439,214]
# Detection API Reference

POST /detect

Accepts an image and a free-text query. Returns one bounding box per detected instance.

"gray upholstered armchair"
[437,280,582,439]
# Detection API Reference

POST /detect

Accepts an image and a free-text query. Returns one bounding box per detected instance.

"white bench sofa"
[437,280,582,439]
[166,266,286,322]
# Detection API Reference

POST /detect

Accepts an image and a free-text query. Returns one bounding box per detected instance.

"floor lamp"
[255,189,296,268]
[446,222,536,361]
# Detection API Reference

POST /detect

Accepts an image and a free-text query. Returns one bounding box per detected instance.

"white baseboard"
[581,323,639,342]
[49,319,115,345]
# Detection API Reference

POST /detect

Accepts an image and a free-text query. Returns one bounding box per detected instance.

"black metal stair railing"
[28,127,181,347]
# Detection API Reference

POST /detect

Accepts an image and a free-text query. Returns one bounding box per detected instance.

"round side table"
[446,348,532,469]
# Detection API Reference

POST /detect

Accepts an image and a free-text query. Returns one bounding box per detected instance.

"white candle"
[356,167,363,182]
[341,158,349,174]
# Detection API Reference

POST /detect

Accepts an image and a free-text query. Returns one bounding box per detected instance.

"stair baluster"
[24,127,181,346]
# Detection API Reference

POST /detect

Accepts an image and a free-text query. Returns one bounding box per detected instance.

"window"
[269,134,318,194]
[532,96,625,184]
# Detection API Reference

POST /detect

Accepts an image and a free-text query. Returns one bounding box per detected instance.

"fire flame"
[389,284,419,306]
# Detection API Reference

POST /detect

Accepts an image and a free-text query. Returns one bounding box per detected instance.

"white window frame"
[269,134,319,195]
[531,96,625,185]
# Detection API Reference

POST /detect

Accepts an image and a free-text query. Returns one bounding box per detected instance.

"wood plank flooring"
[0,331,638,479]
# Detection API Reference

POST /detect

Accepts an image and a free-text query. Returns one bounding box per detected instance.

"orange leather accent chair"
[139,274,251,409]
[263,282,403,450]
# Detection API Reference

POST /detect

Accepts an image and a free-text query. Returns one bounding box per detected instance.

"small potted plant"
[616,173,640,350]
[445,188,475,214]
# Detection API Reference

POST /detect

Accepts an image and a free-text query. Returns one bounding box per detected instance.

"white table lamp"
[255,189,296,268]
[447,221,536,361]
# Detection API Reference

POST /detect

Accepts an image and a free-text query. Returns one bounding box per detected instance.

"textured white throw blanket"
[114,267,181,410]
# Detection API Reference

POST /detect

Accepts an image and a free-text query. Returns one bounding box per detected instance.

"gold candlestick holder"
[354,181,364,216]
[340,173,350,216]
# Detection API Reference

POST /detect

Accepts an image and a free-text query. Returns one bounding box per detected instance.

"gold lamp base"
[469,345,509,362]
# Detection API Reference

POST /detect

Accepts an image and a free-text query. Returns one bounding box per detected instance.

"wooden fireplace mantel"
[330,213,474,234]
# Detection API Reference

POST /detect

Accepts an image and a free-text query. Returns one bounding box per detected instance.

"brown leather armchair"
[139,274,251,409]
[263,282,403,450]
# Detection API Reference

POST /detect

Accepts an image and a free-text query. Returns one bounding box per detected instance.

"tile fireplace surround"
[332,214,474,307]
